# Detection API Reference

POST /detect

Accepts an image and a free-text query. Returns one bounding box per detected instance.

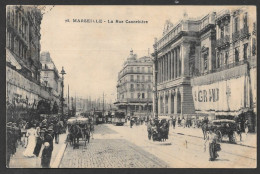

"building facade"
[40,51,61,99]
[153,7,256,131]
[115,50,153,117]
[6,5,61,121]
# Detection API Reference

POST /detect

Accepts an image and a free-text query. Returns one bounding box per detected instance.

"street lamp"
[60,66,66,121]
[152,38,159,119]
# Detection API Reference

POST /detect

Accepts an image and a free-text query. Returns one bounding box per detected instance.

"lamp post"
[60,66,66,121]
[152,38,159,119]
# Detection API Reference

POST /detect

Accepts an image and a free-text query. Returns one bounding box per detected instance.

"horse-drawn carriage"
[149,118,169,142]
[211,119,237,143]
[67,117,91,148]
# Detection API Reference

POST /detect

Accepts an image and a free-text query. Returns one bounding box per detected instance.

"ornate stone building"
[153,7,256,131]
[6,5,60,121]
[115,49,153,117]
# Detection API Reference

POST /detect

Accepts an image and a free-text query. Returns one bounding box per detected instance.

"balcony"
[232,31,240,42]
[216,9,230,25]
[216,35,230,48]
[240,26,250,39]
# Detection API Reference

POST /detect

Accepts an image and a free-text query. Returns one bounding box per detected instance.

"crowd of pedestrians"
[6,116,64,168]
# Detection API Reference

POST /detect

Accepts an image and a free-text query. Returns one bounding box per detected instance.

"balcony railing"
[216,35,230,48]
[240,26,250,39]
[194,59,248,77]
[232,31,240,42]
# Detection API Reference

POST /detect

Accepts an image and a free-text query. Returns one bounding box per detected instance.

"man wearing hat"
[12,123,20,149]
[41,127,54,168]
[6,123,14,168]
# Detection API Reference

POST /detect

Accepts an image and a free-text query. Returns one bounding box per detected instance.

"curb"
[50,142,68,168]
[172,132,256,149]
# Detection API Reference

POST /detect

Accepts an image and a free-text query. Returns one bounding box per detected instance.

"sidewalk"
[170,125,256,148]
[9,133,67,168]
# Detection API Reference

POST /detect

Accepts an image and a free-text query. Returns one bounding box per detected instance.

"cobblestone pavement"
[111,122,256,168]
[60,124,168,168]
[60,123,256,168]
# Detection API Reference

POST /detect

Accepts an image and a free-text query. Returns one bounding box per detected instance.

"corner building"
[154,7,256,132]
[115,50,153,117]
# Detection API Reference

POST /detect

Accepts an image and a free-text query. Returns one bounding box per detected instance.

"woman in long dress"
[23,124,37,157]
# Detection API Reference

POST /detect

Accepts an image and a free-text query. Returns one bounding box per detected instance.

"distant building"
[153,7,256,132]
[40,52,61,96]
[115,49,153,117]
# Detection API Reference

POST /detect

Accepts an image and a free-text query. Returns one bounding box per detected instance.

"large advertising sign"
[192,75,250,113]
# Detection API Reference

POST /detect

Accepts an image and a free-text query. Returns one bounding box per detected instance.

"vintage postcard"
[6,5,257,168]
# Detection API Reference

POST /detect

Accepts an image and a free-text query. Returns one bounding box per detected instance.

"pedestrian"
[244,120,249,135]
[53,121,61,144]
[41,128,54,168]
[20,121,26,147]
[8,122,16,156]
[33,123,42,157]
[23,123,37,157]
[172,118,176,129]
[6,122,14,168]
[182,118,186,128]
[147,120,152,140]
[237,121,243,141]
[12,123,20,150]
[205,128,221,161]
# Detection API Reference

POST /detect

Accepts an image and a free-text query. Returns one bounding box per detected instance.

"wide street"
[60,122,256,168]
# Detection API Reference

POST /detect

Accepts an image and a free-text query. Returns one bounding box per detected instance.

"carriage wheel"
[216,130,222,142]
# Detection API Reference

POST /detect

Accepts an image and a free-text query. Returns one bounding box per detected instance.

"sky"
[40,5,237,102]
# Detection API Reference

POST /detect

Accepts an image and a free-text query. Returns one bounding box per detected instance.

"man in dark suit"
[6,123,14,168]
[41,128,54,168]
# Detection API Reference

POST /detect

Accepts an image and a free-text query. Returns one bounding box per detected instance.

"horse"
[69,124,81,149]
[81,124,90,146]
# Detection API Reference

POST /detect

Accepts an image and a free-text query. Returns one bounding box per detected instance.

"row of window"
[7,8,28,41]
[121,66,152,75]
[202,42,250,72]
[130,83,152,89]
[130,75,152,82]
[119,75,152,83]
[120,92,152,99]
[7,31,27,60]
[218,12,248,39]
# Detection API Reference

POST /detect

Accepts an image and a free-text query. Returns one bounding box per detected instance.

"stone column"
[170,50,173,80]
[168,90,172,115]
[163,91,166,115]
[178,47,181,77]
[181,43,190,77]
[168,52,171,81]
[174,89,178,114]
[172,50,176,79]
[159,57,161,83]
[158,59,161,83]
[164,55,166,82]
[175,48,179,78]
[162,56,164,83]
[158,92,161,114]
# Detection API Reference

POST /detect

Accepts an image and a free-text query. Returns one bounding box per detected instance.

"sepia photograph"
[5,5,257,168]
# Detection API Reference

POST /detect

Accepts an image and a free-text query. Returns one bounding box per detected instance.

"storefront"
[191,63,256,132]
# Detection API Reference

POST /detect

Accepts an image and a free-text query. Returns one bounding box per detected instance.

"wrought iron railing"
[216,35,230,48]
[232,31,240,42]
